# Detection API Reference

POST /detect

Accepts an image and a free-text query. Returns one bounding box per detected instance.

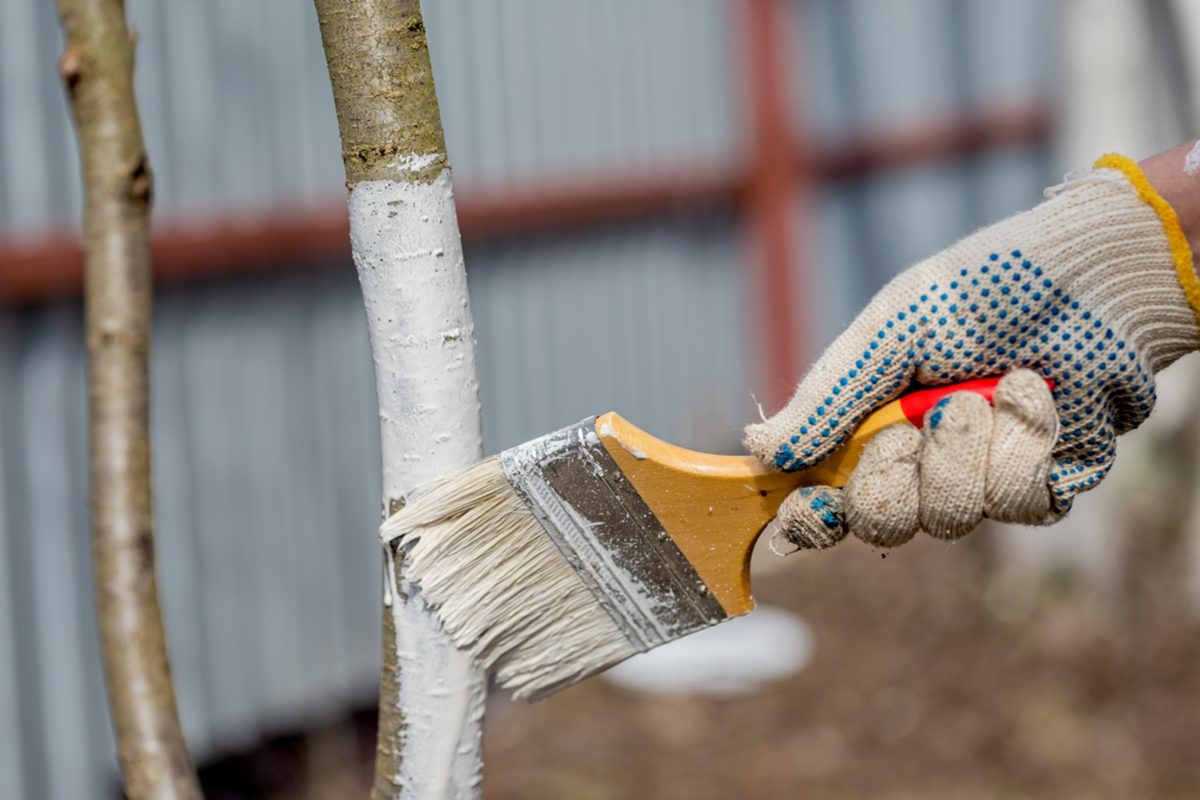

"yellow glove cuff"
[1094,152,1200,327]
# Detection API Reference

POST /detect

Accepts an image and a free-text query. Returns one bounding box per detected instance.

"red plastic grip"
[897,376,1055,428]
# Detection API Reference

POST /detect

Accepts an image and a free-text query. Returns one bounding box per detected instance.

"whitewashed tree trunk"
[313,2,488,796]
[351,167,487,798]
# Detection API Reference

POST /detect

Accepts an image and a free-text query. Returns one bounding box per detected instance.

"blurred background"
[3,0,1200,797]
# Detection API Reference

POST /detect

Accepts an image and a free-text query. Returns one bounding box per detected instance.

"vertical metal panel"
[860,165,973,276]
[963,0,1058,97]
[795,0,1058,134]
[20,308,108,799]
[0,323,51,800]
[802,151,1052,340]
[972,148,1052,224]
[3,0,738,237]
[496,0,543,177]
[306,280,383,695]
[153,0,223,213]
[0,0,55,231]
[791,0,1057,339]
[421,0,739,186]
[458,1,510,185]
[467,217,749,455]
[211,0,271,208]
[178,292,257,749]
[34,0,84,223]
[422,0,478,177]
[127,0,174,213]
[123,0,346,218]
[278,286,351,723]
[840,0,961,128]
[151,292,213,755]
[806,185,862,346]
[0,313,29,800]
[793,0,849,136]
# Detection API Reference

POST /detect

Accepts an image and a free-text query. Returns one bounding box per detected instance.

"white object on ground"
[602,605,814,696]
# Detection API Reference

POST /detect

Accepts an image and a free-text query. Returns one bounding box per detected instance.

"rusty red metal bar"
[0,167,744,306]
[0,204,352,306]
[812,100,1052,181]
[0,102,1049,307]
[458,165,744,241]
[742,0,804,410]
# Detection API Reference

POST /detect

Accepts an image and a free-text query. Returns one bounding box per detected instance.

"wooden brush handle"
[594,375,1050,616]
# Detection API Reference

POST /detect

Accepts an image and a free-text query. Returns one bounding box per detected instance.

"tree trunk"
[55,1,201,798]
[312,2,488,798]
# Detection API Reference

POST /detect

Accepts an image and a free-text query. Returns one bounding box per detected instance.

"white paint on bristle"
[1186,141,1200,176]
[349,165,486,798]
[381,458,639,700]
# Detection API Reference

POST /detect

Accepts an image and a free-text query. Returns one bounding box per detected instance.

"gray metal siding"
[0,220,749,797]
[0,0,737,235]
[797,0,1057,137]
[0,1,1055,797]
[469,217,749,454]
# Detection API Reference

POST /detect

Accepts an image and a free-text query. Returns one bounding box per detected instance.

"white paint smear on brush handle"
[350,169,486,799]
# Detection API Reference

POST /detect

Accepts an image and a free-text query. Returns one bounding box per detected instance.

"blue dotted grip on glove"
[772,249,1154,513]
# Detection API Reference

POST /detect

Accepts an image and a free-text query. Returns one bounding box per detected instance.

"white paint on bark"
[349,167,486,799]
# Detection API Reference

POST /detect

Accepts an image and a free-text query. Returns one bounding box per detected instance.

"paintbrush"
[381,376,1013,700]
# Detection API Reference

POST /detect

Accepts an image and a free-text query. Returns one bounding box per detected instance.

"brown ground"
[205,523,1200,800]
[479,530,1200,800]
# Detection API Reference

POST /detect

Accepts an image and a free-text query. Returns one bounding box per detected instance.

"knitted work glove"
[745,154,1200,549]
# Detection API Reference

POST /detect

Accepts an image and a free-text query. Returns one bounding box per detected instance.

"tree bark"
[55,2,201,798]
[313,2,488,798]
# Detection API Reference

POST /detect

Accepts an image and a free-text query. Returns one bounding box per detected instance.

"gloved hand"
[745,154,1200,549]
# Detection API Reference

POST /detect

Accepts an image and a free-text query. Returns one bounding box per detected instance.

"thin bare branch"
[55,1,201,797]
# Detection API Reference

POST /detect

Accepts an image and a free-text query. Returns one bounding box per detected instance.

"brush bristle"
[380,457,637,699]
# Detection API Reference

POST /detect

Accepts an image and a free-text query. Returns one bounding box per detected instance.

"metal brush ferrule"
[500,417,727,652]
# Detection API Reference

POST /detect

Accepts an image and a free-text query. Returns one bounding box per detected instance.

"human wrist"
[1139,143,1200,281]
[1078,153,1200,370]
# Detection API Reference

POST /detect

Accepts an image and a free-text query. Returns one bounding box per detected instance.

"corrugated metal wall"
[0,1,1054,797]
[0,0,738,233]
[796,0,1057,344]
